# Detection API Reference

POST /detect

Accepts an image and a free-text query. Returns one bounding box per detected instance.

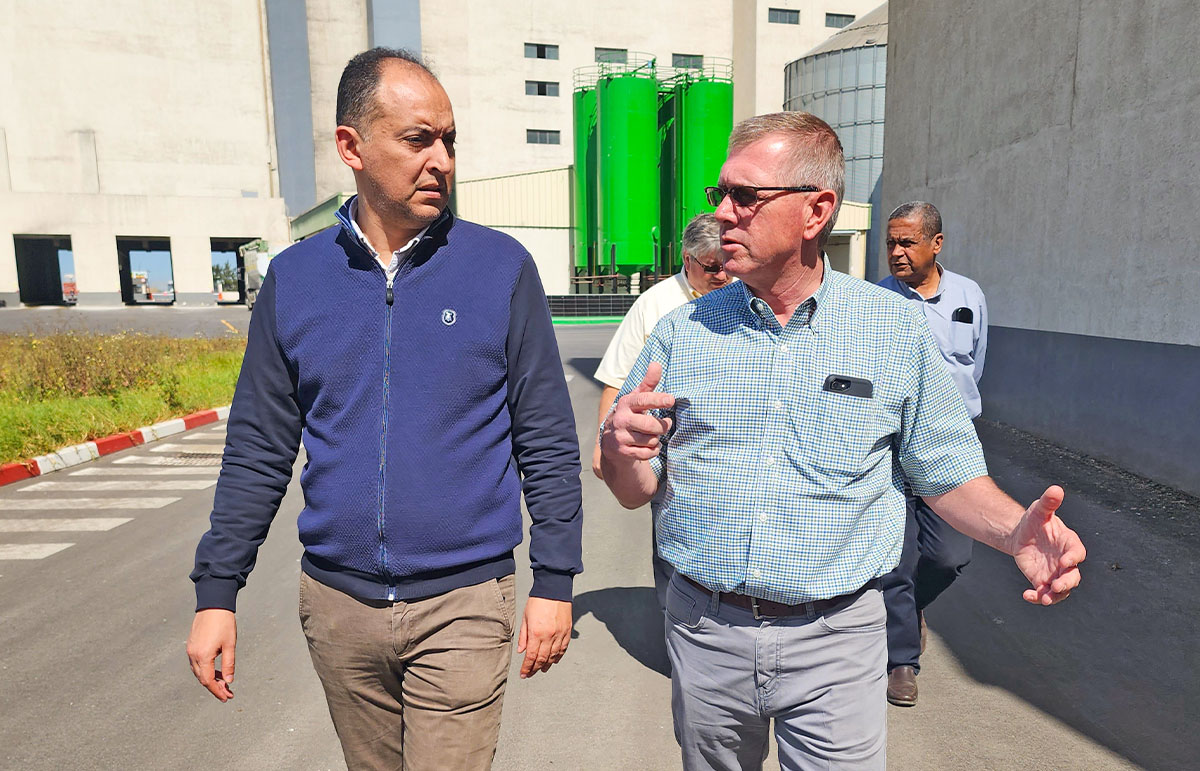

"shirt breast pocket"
[800,391,888,477]
[951,320,975,360]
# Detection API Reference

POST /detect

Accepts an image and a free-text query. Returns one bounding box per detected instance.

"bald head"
[337,47,440,134]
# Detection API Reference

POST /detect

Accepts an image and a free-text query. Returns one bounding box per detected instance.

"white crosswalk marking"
[20,479,215,492]
[114,455,222,466]
[150,443,225,454]
[181,433,224,441]
[0,497,180,510]
[0,544,73,560]
[0,518,131,532]
[70,466,217,476]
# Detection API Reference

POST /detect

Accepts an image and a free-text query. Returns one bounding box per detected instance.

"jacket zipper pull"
[386,276,394,306]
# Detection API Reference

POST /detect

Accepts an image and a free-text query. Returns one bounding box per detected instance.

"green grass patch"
[0,333,245,464]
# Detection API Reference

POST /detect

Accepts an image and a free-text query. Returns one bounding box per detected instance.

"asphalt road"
[0,306,251,338]
[0,324,1194,770]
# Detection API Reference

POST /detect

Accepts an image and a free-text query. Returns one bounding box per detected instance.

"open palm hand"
[1008,485,1086,605]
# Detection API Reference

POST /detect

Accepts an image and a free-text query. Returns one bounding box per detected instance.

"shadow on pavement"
[572,586,670,676]
[566,357,603,386]
[932,420,1200,770]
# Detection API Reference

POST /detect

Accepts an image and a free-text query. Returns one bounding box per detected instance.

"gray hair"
[888,201,942,239]
[681,212,721,258]
[728,112,845,247]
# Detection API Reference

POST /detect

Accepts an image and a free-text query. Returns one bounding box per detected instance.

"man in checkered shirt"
[600,112,1086,771]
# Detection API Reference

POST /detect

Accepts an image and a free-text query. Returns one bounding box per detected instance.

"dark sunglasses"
[687,256,725,274]
[705,184,820,207]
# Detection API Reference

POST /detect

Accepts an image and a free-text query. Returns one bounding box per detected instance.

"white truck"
[238,240,283,311]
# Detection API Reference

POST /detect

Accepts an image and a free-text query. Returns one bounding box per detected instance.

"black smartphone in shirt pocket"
[822,375,874,399]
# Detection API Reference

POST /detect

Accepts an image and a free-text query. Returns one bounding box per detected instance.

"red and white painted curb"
[0,406,231,488]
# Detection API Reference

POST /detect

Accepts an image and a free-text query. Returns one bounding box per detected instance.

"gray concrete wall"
[883,0,1200,495]
[305,0,368,204]
[368,0,422,51]
[983,327,1200,497]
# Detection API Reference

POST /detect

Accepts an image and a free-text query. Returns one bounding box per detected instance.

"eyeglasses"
[705,184,820,208]
[686,255,725,274]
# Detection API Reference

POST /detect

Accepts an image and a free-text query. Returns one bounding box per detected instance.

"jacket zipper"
[378,268,395,600]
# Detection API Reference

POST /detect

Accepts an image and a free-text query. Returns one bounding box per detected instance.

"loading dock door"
[14,235,73,305]
[116,237,173,305]
[210,238,256,304]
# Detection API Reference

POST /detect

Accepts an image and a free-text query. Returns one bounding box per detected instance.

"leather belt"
[683,574,873,620]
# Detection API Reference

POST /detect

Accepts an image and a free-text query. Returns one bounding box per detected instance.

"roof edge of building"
[798,2,889,60]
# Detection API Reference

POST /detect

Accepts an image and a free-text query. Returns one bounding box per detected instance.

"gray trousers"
[664,573,887,771]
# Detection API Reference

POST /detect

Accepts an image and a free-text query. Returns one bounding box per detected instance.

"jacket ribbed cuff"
[529,569,575,602]
[194,577,241,612]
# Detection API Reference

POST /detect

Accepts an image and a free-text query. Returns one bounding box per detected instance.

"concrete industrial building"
[1,0,880,307]
[283,0,883,208]
[0,1,289,307]
[882,0,1200,496]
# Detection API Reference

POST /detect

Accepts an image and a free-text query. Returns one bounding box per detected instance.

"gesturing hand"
[601,362,676,462]
[1007,485,1086,605]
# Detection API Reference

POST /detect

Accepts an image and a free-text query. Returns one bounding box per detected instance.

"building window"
[525,80,560,97]
[526,129,561,145]
[595,47,628,64]
[768,8,800,25]
[672,53,703,69]
[826,12,855,28]
[524,42,558,60]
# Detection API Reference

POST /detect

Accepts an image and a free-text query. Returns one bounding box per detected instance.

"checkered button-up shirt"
[616,261,988,604]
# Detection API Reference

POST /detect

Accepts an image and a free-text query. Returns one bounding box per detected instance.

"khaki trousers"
[299,571,517,771]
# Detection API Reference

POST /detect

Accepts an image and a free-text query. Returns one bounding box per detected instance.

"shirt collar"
[348,197,429,275]
[736,254,835,332]
[675,269,703,300]
[895,262,945,301]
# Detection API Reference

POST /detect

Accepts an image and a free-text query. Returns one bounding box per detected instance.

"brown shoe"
[919,611,928,654]
[887,666,918,707]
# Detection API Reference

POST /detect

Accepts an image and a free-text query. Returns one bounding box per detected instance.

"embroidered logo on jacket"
[441,308,457,326]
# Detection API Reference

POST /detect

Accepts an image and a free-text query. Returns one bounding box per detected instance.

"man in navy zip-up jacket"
[186,48,583,770]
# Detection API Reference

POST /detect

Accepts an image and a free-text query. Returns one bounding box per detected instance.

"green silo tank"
[597,70,660,274]
[675,70,733,242]
[572,86,598,270]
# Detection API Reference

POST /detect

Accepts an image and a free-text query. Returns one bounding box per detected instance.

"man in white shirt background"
[591,212,730,609]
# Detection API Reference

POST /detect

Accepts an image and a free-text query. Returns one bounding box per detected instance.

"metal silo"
[571,80,598,270]
[596,55,660,274]
[784,3,888,279]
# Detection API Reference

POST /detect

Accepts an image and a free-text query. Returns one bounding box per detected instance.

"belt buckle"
[750,597,775,620]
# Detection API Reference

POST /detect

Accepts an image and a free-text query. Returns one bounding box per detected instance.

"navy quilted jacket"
[191,199,583,610]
